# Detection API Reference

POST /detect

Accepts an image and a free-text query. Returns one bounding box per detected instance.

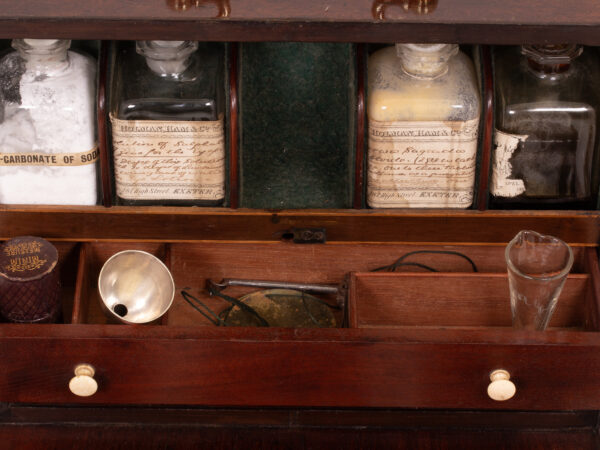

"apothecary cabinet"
[1,1,600,448]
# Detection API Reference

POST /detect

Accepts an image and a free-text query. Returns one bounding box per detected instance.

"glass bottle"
[110,40,225,206]
[0,39,98,205]
[491,45,600,209]
[367,43,481,208]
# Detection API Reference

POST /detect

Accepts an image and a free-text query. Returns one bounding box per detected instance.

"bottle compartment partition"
[101,42,494,210]
[57,240,599,328]
[33,40,593,212]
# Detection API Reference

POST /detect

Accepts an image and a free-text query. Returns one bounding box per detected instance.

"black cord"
[180,290,226,326]
[371,250,479,273]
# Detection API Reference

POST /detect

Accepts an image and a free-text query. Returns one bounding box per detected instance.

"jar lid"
[0,236,58,282]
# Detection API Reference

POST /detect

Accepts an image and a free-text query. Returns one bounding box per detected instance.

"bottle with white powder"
[0,39,99,205]
[367,43,481,208]
[110,40,225,206]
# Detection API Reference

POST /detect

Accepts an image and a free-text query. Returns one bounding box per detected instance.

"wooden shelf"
[0,206,597,243]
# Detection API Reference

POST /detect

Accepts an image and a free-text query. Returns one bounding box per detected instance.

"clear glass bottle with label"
[0,39,98,205]
[491,45,600,209]
[110,40,225,206]
[367,43,481,208]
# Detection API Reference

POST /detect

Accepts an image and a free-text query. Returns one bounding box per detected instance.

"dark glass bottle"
[491,45,600,209]
[110,40,225,206]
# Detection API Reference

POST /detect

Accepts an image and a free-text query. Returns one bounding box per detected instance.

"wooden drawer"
[3,328,600,409]
[0,221,599,410]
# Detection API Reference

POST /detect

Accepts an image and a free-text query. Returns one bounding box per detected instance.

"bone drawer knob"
[487,369,516,401]
[69,364,98,397]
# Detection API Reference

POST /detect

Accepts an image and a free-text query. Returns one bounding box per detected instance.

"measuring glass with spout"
[505,230,573,330]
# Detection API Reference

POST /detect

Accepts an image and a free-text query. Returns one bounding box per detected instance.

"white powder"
[0,47,98,205]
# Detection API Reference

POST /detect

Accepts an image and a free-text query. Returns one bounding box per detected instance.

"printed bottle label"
[0,147,98,166]
[490,129,528,198]
[110,115,225,201]
[367,118,479,208]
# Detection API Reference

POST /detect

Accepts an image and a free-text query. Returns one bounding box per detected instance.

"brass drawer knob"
[487,369,516,401]
[69,364,98,397]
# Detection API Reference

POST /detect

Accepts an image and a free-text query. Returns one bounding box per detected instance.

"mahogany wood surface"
[354,44,365,209]
[1,425,597,450]
[0,406,598,450]
[71,244,87,324]
[2,326,600,409]
[228,43,239,209]
[0,207,598,244]
[349,272,590,329]
[0,1,599,443]
[97,41,112,207]
[0,0,599,44]
[79,240,548,326]
[476,45,494,211]
[586,249,600,331]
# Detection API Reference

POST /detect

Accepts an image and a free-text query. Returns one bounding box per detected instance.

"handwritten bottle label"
[367,118,479,208]
[490,129,528,198]
[110,115,225,201]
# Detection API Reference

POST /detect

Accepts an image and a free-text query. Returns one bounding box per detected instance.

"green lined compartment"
[239,43,356,209]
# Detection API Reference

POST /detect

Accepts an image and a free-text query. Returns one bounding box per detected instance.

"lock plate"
[291,228,326,244]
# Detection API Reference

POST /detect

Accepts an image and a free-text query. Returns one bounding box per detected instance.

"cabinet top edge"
[0,19,599,44]
[0,0,599,26]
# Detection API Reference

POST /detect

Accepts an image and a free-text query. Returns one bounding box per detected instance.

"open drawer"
[1,236,600,410]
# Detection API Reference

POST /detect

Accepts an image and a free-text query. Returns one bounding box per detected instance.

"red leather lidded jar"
[0,236,61,323]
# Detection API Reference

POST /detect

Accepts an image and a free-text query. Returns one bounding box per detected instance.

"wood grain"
[2,329,600,409]
[0,1,599,44]
[0,407,598,449]
[0,207,597,244]
[348,272,589,328]
[354,44,365,209]
[228,43,239,209]
[1,424,596,450]
[97,41,112,207]
[476,45,494,211]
